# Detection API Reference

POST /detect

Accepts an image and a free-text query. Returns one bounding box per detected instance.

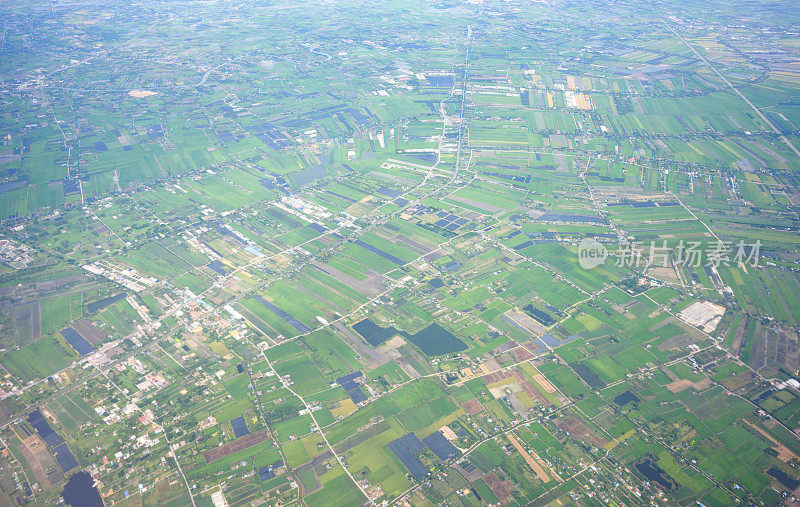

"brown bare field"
[71,319,109,345]
[483,471,516,504]
[16,432,62,488]
[555,415,608,448]
[311,260,386,297]
[203,430,270,464]
[665,378,712,393]
[462,399,484,416]
[719,370,754,391]
[730,315,748,354]
[478,358,501,374]
[511,346,534,362]
[744,420,799,463]
[507,433,555,483]
[482,368,549,406]
[529,370,557,394]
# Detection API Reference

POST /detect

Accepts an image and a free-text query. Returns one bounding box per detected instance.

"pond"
[406,323,467,356]
[352,318,403,346]
[86,293,126,313]
[613,390,639,406]
[767,466,800,490]
[634,458,675,491]
[353,319,467,355]
[62,472,103,507]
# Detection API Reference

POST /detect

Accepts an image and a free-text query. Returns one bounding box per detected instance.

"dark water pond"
[613,390,639,406]
[634,458,675,490]
[353,318,402,346]
[62,472,103,507]
[407,323,467,355]
[767,466,800,489]
[353,319,467,355]
[86,293,126,313]
[60,328,95,356]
